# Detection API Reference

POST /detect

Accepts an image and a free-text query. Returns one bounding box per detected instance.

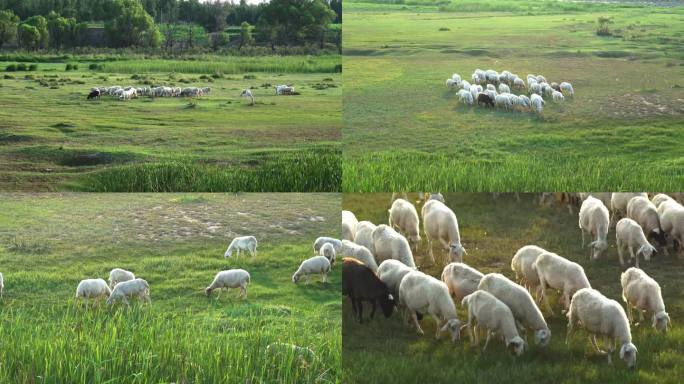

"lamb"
[611,193,648,219]
[478,273,551,347]
[511,245,548,295]
[560,81,574,97]
[343,258,395,323]
[532,252,591,314]
[313,237,342,254]
[398,271,463,342]
[293,256,331,284]
[477,92,495,108]
[106,278,150,306]
[616,218,656,267]
[108,268,135,289]
[372,225,416,268]
[319,242,336,266]
[552,90,565,102]
[422,199,466,264]
[377,259,415,299]
[566,288,637,368]
[498,83,510,94]
[205,269,250,298]
[620,267,670,332]
[627,196,665,247]
[224,236,258,258]
[354,221,377,255]
[75,278,111,307]
[495,94,512,110]
[240,89,254,105]
[342,210,358,241]
[340,240,378,272]
[388,198,421,249]
[440,262,483,303]
[457,89,474,105]
[461,290,526,355]
[579,196,610,260]
[530,93,544,113]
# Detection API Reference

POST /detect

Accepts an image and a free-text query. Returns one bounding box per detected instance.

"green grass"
[0,193,341,383]
[342,1,684,191]
[0,66,341,191]
[342,193,684,384]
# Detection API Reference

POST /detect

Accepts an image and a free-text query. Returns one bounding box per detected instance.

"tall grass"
[77,149,341,192]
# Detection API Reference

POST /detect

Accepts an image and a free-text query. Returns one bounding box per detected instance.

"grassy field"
[0,193,341,383]
[342,193,684,384]
[0,56,341,192]
[342,1,684,191]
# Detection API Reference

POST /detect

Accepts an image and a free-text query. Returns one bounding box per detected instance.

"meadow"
[342,193,684,384]
[0,55,341,192]
[0,193,341,383]
[342,1,684,192]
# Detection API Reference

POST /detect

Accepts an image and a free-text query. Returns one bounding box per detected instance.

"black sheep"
[87,89,101,100]
[342,258,395,323]
[476,92,495,108]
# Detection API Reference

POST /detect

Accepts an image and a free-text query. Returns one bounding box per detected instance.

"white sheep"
[478,273,551,347]
[579,196,610,260]
[461,290,526,355]
[620,267,670,332]
[224,236,258,258]
[457,89,474,105]
[498,83,510,94]
[372,225,416,268]
[377,259,415,299]
[616,218,656,267]
[511,245,548,296]
[275,85,295,95]
[240,89,254,105]
[559,81,574,97]
[293,256,331,284]
[340,240,378,272]
[205,269,250,298]
[513,77,526,90]
[566,288,637,368]
[106,278,150,306]
[611,193,648,219]
[354,221,377,255]
[451,73,462,83]
[486,84,496,92]
[342,210,358,241]
[552,90,565,102]
[313,237,342,255]
[75,278,111,307]
[652,193,675,208]
[627,196,664,246]
[388,198,421,248]
[530,93,544,113]
[529,82,542,95]
[399,271,463,342]
[440,262,483,303]
[533,252,591,314]
[485,69,498,84]
[658,200,684,256]
[460,80,471,91]
[319,242,336,266]
[422,199,466,264]
[518,94,531,109]
[495,94,512,110]
[108,268,135,289]
[446,78,460,90]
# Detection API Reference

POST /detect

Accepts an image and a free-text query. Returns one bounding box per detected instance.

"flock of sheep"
[445,69,574,114]
[87,85,212,100]
[339,192,680,369]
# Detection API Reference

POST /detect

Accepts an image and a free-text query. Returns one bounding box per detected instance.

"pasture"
[342,1,684,192]
[0,55,341,192]
[342,193,684,384]
[0,193,341,383]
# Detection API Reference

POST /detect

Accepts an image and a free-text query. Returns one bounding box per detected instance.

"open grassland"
[342,193,684,384]
[0,193,341,383]
[342,1,684,191]
[0,59,341,192]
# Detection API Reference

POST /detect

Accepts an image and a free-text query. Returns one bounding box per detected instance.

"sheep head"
[619,343,638,369]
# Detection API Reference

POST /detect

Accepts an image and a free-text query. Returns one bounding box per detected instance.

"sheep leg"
[581,229,586,248]
[370,300,377,319]
[639,309,645,323]
[410,311,424,335]
[605,336,615,365]
[427,238,435,263]
[322,272,327,283]
[590,335,606,354]
[434,316,443,340]
[482,330,492,352]
[628,247,636,266]
[350,297,359,319]
[617,241,625,266]
[626,303,633,324]
[539,278,555,316]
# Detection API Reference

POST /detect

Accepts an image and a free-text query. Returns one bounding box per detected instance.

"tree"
[17,23,40,50]
[210,32,229,51]
[105,0,161,47]
[257,0,335,47]
[47,11,77,48]
[0,9,19,48]
[74,22,89,47]
[23,15,49,49]
[596,16,613,36]
[240,21,253,48]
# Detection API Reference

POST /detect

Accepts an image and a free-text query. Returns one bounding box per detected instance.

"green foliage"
[210,31,230,51]
[17,23,40,50]
[22,15,49,49]
[0,9,19,48]
[258,0,336,48]
[4,63,15,71]
[597,16,614,36]
[28,63,37,71]
[240,21,255,48]
[105,0,161,48]
[65,63,78,71]
[46,11,77,48]
[16,63,26,71]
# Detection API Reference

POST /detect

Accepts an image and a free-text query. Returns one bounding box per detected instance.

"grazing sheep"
[627,196,666,247]
[422,199,466,264]
[372,225,416,268]
[440,262,483,303]
[313,237,342,255]
[566,288,637,368]
[108,268,135,289]
[552,90,565,102]
[399,271,463,342]
[106,278,150,306]
[340,240,378,272]
[265,342,316,364]
[495,94,512,110]
[498,83,510,94]
[342,210,358,241]
[461,80,471,91]
[205,269,250,298]
[477,92,495,108]
[620,267,670,332]
[486,84,496,92]
[354,221,377,255]
[518,94,531,109]
[485,70,499,84]
[511,245,548,296]
[451,73,462,83]
[530,93,544,113]
[550,82,560,91]
[75,278,111,307]
[240,89,254,105]
[478,273,551,347]
[580,193,612,208]
[87,89,101,100]
[343,258,395,323]
[616,218,656,267]
[529,82,542,95]
[388,199,421,249]
[658,200,684,256]
[513,77,526,90]
[293,256,331,284]
[533,252,591,314]
[377,259,415,300]
[275,85,295,95]
[484,89,498,102]
[457,89,474,105]
[612,193,648,219]
[446,78,459,90]
[560,81,574,97]
[652,193,675,208]
[579,196,610,260]
[469,84,483,100]
[224,236,258,258]
[473,69,486,84]
[462,290,526,355]
[319,242,336,266]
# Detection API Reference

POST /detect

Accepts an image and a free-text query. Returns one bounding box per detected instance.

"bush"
[65,63,79,71]
[16,63,27,71]
[5,64,17,72]
[28,64,38,71]
[88,63,103,71]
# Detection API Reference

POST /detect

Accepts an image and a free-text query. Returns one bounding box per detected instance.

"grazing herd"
[87,85,212,100]
[342,192,678,369]
[445,69,574,114]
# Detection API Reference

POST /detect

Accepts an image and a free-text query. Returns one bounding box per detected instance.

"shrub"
[16,63,27,71]
[5,63,16,72]
[28,64,38,71]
